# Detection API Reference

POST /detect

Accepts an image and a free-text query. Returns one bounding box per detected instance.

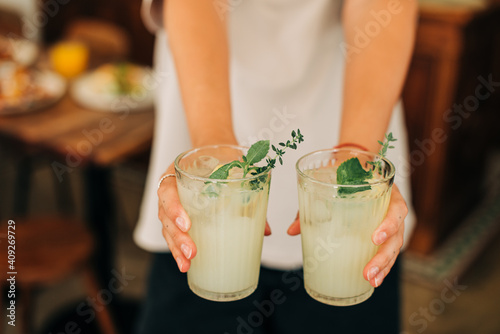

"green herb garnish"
[337,158,373,195]
[115,63,133,95]
[367,132,397,174]
[208,129,304,183]
[337,132,396,196]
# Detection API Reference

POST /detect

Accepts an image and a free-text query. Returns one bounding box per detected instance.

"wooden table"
[0,95,153,167]
[0,94,154,286]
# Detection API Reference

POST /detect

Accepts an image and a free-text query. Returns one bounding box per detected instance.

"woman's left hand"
[287,184,408,288]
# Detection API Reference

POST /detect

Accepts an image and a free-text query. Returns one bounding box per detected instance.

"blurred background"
[0,0,499,333]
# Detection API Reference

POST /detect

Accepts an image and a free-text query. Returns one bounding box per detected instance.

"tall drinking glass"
[296,149,395,306]
[175,145,271,301]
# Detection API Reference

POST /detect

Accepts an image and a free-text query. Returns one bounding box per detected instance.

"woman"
[135,0,417,333]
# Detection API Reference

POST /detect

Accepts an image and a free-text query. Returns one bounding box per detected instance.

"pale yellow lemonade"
[298,165,392,306]
[176,157,270,301]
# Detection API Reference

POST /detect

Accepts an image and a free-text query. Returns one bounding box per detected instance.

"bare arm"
[164,0,237,147]
[289,0,417,288]
[339,0,418,152]
[157,0,236,272]
[341,0,417,287]
[158,1,272,273]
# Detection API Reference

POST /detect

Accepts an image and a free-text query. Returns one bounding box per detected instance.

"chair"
[0,216,118,334]
[0,155,118,334]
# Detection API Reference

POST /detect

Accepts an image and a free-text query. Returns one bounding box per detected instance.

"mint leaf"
[336,133,397,195]
[337,158,373,196]
[338,185,371,195]
[246,140,270,165]
[208,161,241,180]
[337,158,372,185]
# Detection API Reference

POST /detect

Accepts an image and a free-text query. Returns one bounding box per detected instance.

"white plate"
[0,69,66,116]
[70,64,155,113]
[0,36,39,66]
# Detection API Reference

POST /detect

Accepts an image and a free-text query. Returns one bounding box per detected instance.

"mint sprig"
[208,129,304,181]
[367,132,397,174]
[337,132,396,196]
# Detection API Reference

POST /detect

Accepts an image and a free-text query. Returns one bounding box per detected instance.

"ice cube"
[305,167,337,184]
[192,155,220,177]
[228,168,244,179]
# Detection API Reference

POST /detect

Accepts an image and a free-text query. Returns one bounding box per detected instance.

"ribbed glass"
[296,148,395,306]
[175,145,271,301]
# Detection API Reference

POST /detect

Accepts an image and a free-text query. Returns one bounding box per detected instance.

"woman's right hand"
[157,162,197,273]
[157,152,273,273]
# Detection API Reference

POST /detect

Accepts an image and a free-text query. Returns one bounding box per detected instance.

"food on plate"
[0,62,49,112]
[0,36,39,66]
[70,62,155,112]
[86,63,147,96]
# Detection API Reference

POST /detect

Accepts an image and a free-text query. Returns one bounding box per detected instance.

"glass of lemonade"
[296,148,395,306]
[174,145,271,301]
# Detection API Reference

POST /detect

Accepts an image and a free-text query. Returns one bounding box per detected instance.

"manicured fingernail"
[181,244,192,259]
[367,266,379,281]
[176,217,188,232]
[375,232,387,245]
[176,257,183,272]
[265,225,272,235]
[374,272,385,287]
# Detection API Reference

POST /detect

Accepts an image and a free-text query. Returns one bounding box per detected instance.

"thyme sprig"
[208,129,304,180]
[367,132,397,174]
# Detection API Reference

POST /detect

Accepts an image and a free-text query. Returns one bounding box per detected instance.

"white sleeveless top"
[134,0,416,270]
